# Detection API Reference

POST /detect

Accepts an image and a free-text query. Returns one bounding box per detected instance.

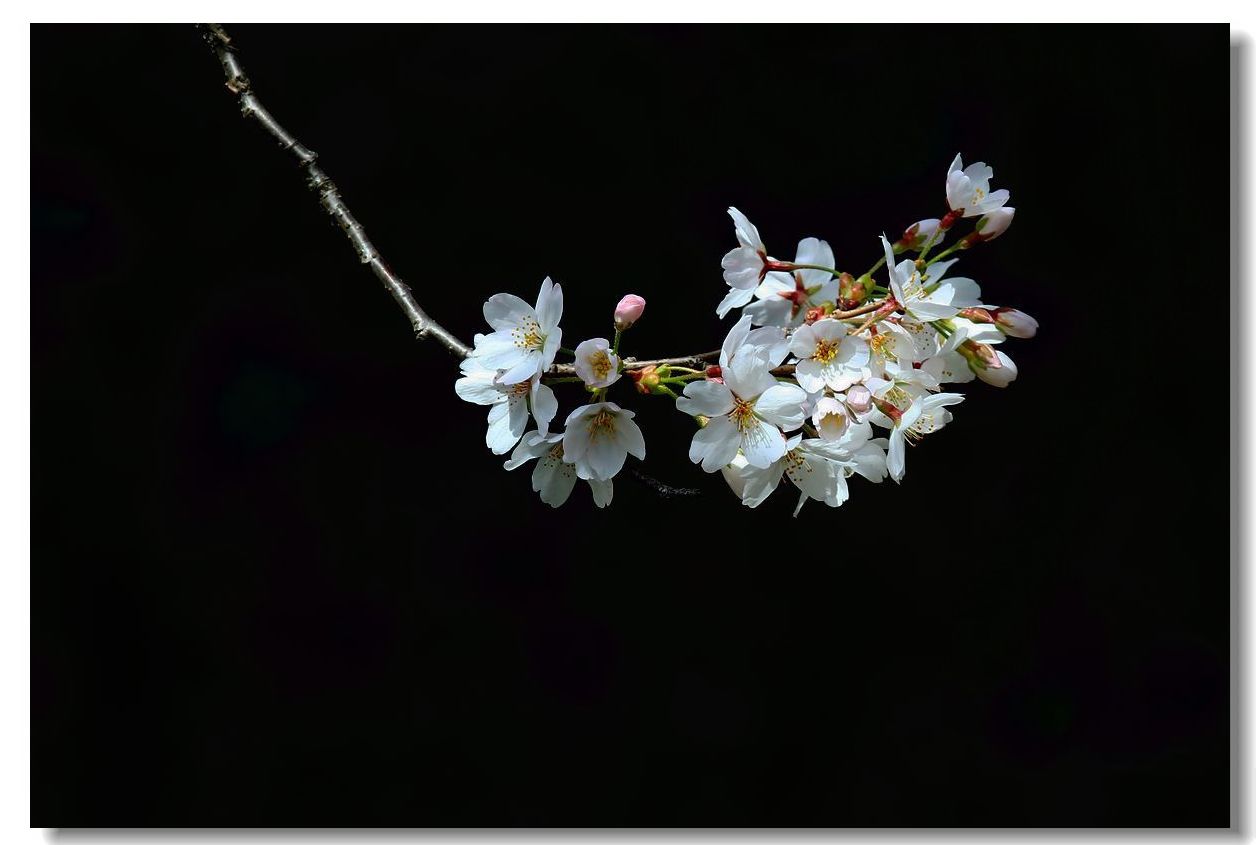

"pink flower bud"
[614,294,646,331]
[899,218,944,251]
[992,307,1038,339]
[972,207,1015,242]
[844,384,872,414]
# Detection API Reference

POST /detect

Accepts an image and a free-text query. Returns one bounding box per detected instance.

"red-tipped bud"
[845,384,872,414]
[614,294,646,331]
[629,365,659,395]
[837,272,869,309]
[991,307,1038,339]
[957,307,996,324]
[898,219,944,251]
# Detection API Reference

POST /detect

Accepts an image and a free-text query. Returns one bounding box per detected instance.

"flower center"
[512,317,545,350]
[729,396,757,433]
[904,410,942,445]
[586,409,617,441]
[589,349,614,380]
[547,442,564,460]
[784,448,811,483]
[813,338,839,364]
[885,385,911,410]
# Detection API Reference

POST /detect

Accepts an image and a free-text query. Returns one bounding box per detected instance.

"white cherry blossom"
[573,338,621,389]
[562,402,646,481]
[678,352,806,471]
[745,238,839,328]
[883,393,965,482]
[455,358,558,454]
[790,318,870,393]
[811,396,851,441]
[945,154,1011,218]
[468,276,564,384]
[505,432,612,508]
[719,207,780,318]
[881,237,985,323]
[719,314,790,370]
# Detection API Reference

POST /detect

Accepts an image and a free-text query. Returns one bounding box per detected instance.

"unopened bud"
[975,351,1018,387]
[803,306,826,325]
[614,294,646,331]
[992,307,1038,339]
[971,207,1015,243]
[957,307,995,324]
[963,339,1001,369]
[629,365,660,395]
[899,219,944,251]
[837,272,869,309]
[844,384,872,414]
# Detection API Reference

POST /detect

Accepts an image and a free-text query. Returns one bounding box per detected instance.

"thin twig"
[200,23,471,358]
[628,468,701,498]
[544,350,721,379]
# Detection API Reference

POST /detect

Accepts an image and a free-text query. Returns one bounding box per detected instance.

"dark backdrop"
[33,24,1231,826]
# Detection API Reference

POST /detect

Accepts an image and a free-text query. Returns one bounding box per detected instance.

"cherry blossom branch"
[200,23,471,359]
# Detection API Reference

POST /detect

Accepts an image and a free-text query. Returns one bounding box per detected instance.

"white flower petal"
[675,380,734,417]
[689,414,741,473]
[755,383,807,430]
[535,277,563,330]
[530,381,558,436]
[483,293,535,331]
[740,417,787,468]
[588,478,613,508]
[716,285,756,318]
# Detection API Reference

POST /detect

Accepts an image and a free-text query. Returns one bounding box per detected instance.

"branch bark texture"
[201,23,471,358]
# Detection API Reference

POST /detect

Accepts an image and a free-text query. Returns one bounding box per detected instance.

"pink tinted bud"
[614,294,646,331]
[845,384,872,414]
[957,307,995,324]
[973,207,1015,242]
[900,218,944,251]
[992,307,1038,338]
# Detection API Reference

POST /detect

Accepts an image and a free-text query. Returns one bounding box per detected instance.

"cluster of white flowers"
[456,155,1036,512]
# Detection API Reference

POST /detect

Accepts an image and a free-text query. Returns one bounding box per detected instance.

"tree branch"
[200,23,471,359]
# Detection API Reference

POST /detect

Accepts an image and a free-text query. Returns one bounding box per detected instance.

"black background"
[33,24,1230,826]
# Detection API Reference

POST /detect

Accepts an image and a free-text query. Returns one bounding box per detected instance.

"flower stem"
[558,346,577,356]
[790,263,840,276]
[925,242,964,267]
[611,329,623,357]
